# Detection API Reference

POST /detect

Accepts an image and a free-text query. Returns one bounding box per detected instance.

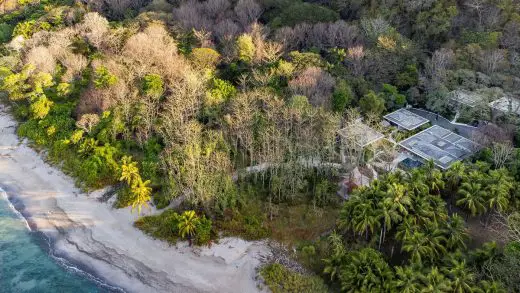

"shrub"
[195,216,212,245]
[134,209,181,244]
[260,263,328,293]
[30,95,53,119]
[0,23,13,43]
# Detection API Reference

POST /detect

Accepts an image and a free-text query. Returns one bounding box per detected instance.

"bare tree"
[491,142,515,169]
[480,49,507,74]
[24,46,56,74]
[76,113,100,133]
[289,67,335,108]
[234,0,262,28]
[501,21,520,51]
[78,12,110,49]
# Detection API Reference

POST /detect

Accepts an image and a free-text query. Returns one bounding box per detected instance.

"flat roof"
[489,97,520,115]
[338,121,384,148]
[383,108,430,131]
[399,125,479,169]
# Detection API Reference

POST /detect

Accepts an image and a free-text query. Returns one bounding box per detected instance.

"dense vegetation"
[0,0,520,292]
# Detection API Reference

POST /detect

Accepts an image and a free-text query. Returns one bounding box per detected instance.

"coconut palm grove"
[1,0,520,292]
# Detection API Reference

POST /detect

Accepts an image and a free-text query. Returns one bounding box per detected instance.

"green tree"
[359,90,385,115]
[422,267,452,293]
[457,182,487,216]
[338,248,394,293]
[142,74,164,98]
[444,214,468,250]
[94,66,118,89]
[443,258,476,293]
[381,84,406,110]
[236,34,255,63]
[393,265,425,293]
[332,80,353,113]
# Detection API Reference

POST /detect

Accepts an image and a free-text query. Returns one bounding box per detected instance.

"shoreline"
[0,104,271,293]
[1,186,125,292]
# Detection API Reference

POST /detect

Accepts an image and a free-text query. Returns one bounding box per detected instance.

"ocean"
[0,189,122,293]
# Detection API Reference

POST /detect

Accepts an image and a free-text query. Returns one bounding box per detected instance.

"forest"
[0,0,520,292]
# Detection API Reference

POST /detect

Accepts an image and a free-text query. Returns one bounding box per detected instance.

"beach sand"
[0,104,270,293]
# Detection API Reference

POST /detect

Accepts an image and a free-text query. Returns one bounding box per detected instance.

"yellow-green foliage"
[190,48,220,69]
[119,156,152,215]
[29,95,53,119]
[236,34,255,63]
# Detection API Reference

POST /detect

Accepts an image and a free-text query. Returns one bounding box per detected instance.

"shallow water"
[0,190,119,293]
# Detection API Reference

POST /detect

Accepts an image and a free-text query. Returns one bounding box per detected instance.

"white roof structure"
[399,125,479,170]
[338,121,384,148]
[383,108,430,131]
[489,97,520,115]
[449,90,484,108]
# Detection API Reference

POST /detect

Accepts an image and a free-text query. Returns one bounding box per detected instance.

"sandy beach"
[0,104,270,293]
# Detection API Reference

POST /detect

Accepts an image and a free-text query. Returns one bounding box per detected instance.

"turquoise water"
[0,191,120,293]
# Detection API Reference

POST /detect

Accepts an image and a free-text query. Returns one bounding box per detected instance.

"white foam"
[0,187,31,231]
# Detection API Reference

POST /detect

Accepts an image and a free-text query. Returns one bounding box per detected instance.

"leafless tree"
[501,21,520,51]
[423,48,455,88]
[24,46,56,74]
[275,21,360,51]
[76,113,100,132]
[491,142,515,169]
[234,0,262,28]
[289,67,335,108]
[464,0,486,29]
[480,49,507,74]
[360,17,390,41]
[78,12,110,49]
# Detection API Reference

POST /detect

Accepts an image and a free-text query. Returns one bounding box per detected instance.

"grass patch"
[217,196,339,246]
[259,263,329,293]
[134,209,180,244]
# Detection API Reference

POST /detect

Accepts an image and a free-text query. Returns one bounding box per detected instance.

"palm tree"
[323,231,346,281]
[352,201,381,240]
[396,217,420,243]
[477,280,506,293]
[421,266,452,293]
[339,248,394,293]
[393,265,425,293]
[178,210,200,245]
[119,156,139,185]
[130,178,152,216]
[445,161,466,190]
[407,169,429,196]
[486,169,513,213]
[378,182,413,248]
[428,169,445,195]
[457,182,487,217]
[444,214,469,250]
[401,231,435,265]
[422,222,448,260]
[445,162,466,210]
[443,258,476,293]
